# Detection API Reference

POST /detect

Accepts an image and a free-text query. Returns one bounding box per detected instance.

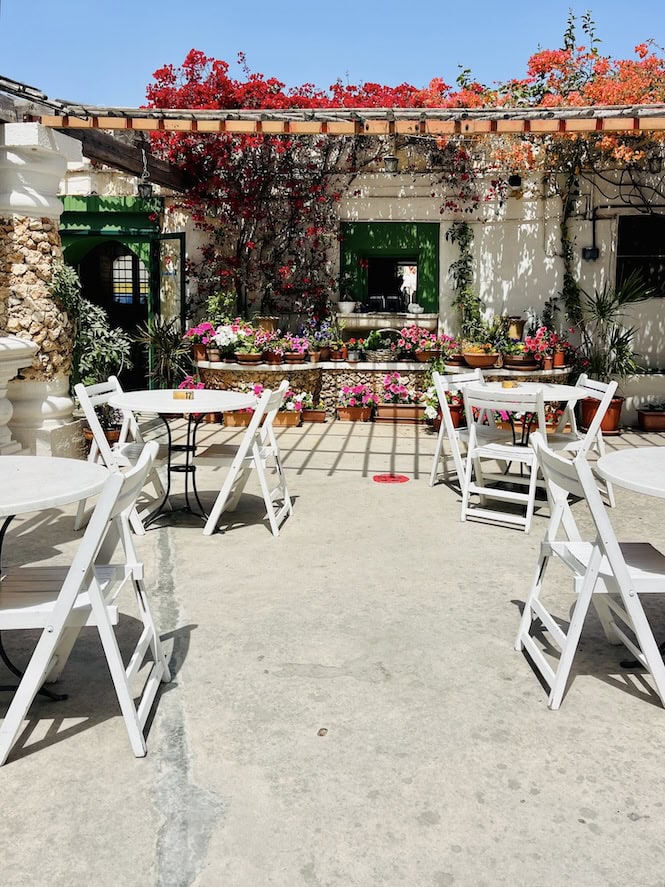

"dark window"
[617,215,665,296]
[366,258,418,312]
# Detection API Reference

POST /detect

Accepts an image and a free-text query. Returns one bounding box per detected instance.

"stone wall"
[0,214,73,379]
[199,361,572,414]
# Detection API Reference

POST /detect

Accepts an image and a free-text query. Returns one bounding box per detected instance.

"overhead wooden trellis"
[3,75,665,139]
[32,105,665,136]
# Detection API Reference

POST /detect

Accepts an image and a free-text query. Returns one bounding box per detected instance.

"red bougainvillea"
[146,11,665,320]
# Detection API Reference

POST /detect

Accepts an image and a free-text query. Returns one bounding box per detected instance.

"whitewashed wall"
[339,172,665,369]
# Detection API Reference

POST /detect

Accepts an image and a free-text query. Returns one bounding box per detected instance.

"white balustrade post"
[0,123,83,455]
[0,336,38,454]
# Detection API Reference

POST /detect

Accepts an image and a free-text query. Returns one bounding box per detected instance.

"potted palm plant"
[575,271,654,433]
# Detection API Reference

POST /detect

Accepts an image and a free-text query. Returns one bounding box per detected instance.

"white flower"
[214,325,239,347]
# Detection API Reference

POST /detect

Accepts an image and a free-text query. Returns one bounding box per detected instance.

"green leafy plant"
[135,315,190,388]
[206,291,236,326]
[50,261,133,387]
[575,270,654,382]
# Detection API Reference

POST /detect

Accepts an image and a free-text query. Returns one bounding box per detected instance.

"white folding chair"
[75,376,168,534]
[0,442,171,765]
[429,369,511,492]
[197,380,292,537]
[516,432,665,709]
[461,386,547,532]
[547,373,618,506]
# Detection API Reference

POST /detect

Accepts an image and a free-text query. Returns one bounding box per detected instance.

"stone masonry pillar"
[0,122,82,454]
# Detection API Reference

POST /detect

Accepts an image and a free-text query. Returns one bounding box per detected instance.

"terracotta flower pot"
[223,411,253,427]
[302,408,327,423]
[263,350,284,365]
[308,350,322,363]
[375,404,426,424]
[235,352,262,365]
[337,406,371,421]
[579,396,624,435]
[463,353,499,369]
[206,348,221,362]
[553,350,566,368]
[637,409,665,432]
[415,349,439,363]
[191,343,207,362]
[502,355,539,371]
[284,352,305,364]
[273,411,302,427]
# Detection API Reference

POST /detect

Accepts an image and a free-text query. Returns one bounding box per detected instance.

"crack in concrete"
[152,528,225,887]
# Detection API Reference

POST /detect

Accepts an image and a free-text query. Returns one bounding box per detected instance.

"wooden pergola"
[3,74,665,190]
[33,104,665,136]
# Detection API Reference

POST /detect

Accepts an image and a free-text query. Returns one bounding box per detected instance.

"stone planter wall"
[199,360,572,415]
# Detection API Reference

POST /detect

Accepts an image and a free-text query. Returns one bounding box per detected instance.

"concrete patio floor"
[2,420,665,886]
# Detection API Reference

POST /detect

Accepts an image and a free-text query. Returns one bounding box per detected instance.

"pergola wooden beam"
[57,128,190,191]
[34,104,665,136]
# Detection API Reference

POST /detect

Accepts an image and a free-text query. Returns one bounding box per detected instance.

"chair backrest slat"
[464,385,547,436]
[573,374,618,456]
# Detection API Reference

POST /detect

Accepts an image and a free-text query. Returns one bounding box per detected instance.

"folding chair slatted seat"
[461,386,547,532]
[74,376,168,534]
[196,380,292,537]
[515,432,665,710]
[0,442,171,765]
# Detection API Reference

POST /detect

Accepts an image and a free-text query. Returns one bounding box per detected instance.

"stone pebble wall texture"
[199,364,432,413]
[199,363,573,414]
[0,215,73,379]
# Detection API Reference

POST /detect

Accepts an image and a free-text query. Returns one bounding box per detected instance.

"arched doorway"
[78,240,149,389]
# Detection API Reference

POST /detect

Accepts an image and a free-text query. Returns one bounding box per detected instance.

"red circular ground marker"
[373,474,410,484]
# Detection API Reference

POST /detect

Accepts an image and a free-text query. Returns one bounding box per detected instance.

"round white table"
[108,388,256,417]
[0,456,109,698]
[596,446,665,667]
[0,456,109,518]
[482,381,583,403]
[596,447,665,498]
[108,388,257,524]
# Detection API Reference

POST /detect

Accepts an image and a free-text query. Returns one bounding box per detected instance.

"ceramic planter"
[191,343,207,362]
[338,301,357,315]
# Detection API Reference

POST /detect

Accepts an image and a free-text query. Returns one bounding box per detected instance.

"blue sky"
[1,1,663,107]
